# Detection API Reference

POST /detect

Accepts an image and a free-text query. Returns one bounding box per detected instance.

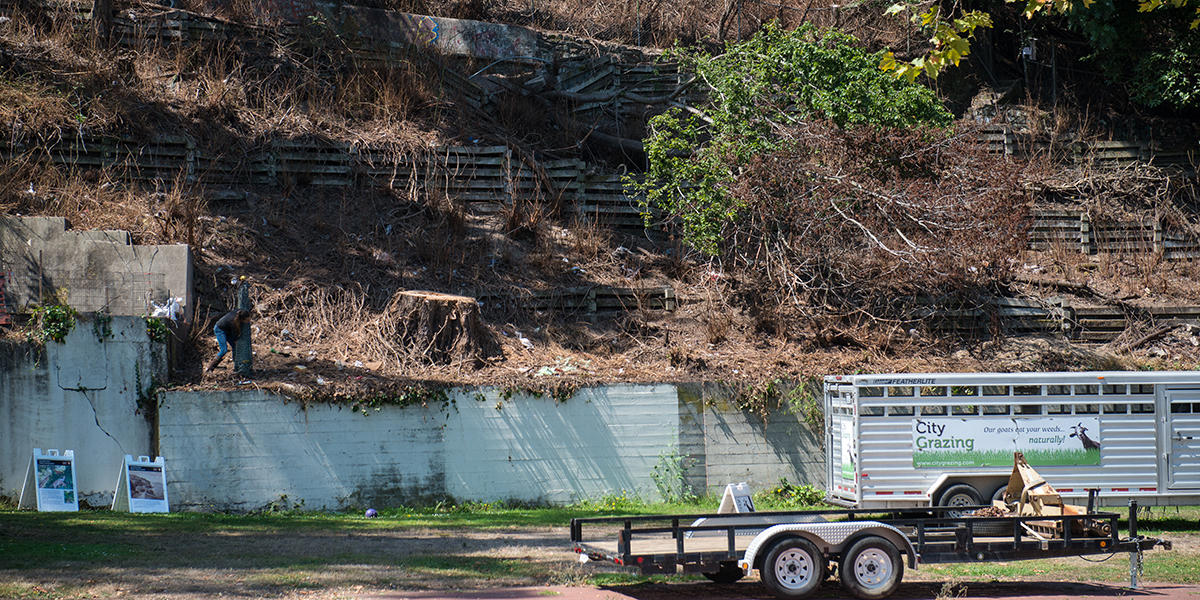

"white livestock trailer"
[825,371,1200,510]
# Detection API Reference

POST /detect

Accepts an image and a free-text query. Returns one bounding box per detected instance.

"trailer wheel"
[839,536,904,600]
[991,484,1009,504]
[938,483,982,518]
[762,537,825,598]
[702,561,745,584]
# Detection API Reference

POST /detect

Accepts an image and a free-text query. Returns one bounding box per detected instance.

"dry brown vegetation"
[2,0,1200,400]
[199,0,914,50]
[725,123,1032,346]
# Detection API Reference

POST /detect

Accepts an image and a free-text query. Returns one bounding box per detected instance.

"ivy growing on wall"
[28,303,78,344]
[144,317,170,343]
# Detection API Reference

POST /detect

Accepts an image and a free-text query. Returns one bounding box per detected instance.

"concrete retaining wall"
[4,354,823,509]
[0,316,167,506]
[0,216,192,320]
[156,385,822,510]
[157,391,446,511]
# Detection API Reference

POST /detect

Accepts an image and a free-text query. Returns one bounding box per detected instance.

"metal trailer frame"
[570,504,1170,599]
[824,371,1200,510]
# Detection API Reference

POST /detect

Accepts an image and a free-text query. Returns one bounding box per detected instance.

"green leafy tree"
[634,23,952,254]
[1066,0,1200,110]
[883,0,1200,86]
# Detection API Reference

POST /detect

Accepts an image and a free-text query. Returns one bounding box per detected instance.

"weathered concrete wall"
[157,385,823,510]
[158,391,446,511]
[0,216,192,320]
[0,316,166,506]
[677,386,825,495]
[4,342,824,510]
[444,385,679,504]
[698,403,824,492]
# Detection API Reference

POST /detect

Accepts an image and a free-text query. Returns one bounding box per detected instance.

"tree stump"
[391,290,498,366]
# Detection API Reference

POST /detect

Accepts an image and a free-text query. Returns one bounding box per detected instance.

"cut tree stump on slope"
[391,290,498,366]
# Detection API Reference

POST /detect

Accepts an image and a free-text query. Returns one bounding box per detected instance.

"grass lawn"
[0,501,1196,599]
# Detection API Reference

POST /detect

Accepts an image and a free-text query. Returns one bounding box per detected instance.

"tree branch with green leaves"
[881,0,1200,82]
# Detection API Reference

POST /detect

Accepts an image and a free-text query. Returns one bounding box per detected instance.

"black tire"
[761,537,826,598]
[938,483,982,518]
[991,484,1009,504]
[973,484,1014,536]
[838,536,904,600]
[703,561,745,584]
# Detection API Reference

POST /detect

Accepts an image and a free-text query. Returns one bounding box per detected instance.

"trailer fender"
[738,521,917,575]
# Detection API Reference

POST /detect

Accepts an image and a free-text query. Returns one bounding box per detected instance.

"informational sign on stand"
[18,449,79,512]
[112,455,169,513]
[717,482,755,514]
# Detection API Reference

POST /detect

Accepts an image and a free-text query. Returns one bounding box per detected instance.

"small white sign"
[19,449,79,512]
[113,455,169,513]
[717,482,755,514]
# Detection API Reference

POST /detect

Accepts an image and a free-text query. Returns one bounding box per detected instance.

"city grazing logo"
[911,417,1101,468]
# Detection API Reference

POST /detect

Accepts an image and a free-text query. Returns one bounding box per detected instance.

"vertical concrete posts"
[234,282,252,376]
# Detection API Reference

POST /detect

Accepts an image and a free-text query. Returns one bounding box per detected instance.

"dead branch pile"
[725,122,1034,336]
[1037,161,1200,232]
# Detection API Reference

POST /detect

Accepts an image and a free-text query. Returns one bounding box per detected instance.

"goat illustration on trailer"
[1070,422,1101,451]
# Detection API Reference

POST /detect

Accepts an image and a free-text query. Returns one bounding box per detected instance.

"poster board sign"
[112,455,169,513]
[18,449,79,512]
[717,482,755,514]
[912,417,1101,468]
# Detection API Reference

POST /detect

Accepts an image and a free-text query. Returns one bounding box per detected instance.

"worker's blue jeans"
[214,325,230,359]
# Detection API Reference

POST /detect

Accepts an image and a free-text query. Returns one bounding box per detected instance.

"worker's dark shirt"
[215,311,242,342]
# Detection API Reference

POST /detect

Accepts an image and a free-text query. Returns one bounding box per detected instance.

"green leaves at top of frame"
[678,22,952,132]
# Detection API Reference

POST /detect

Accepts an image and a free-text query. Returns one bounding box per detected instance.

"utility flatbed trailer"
[571,504,1170,599]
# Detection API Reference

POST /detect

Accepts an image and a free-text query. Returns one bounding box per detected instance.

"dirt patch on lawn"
[2,527,1195,600]
[1,526,611,600]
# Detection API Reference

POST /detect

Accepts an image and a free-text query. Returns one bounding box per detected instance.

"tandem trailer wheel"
[761,537,826,598]
[839,536,904,600]
[938,483,983,518]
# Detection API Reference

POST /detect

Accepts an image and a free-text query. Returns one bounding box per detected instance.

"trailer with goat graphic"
[824,371,1200,511]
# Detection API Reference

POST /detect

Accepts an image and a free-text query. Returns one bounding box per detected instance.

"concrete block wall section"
[157,391,447,512]
[3,363,824,509]
[0,316,167,507]
[155,385,824,510]
[0,216,193,320]
[444,385,680,504]
[677,384,825,496]
[699,405,824,492]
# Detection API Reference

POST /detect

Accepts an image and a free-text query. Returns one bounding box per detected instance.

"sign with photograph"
[113,455,169,513]
[912,417,1101,468]
[18,449,79,512]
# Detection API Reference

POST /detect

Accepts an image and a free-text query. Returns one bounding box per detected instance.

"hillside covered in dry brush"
[2,0,1200,403]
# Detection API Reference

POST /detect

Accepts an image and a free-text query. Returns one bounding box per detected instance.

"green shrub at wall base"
[28,304,78,344]
[145,317,170,343]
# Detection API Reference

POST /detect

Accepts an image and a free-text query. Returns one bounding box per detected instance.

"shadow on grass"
[600,580,1172,600]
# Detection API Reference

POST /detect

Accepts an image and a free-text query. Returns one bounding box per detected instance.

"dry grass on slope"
[0,2,450,151]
